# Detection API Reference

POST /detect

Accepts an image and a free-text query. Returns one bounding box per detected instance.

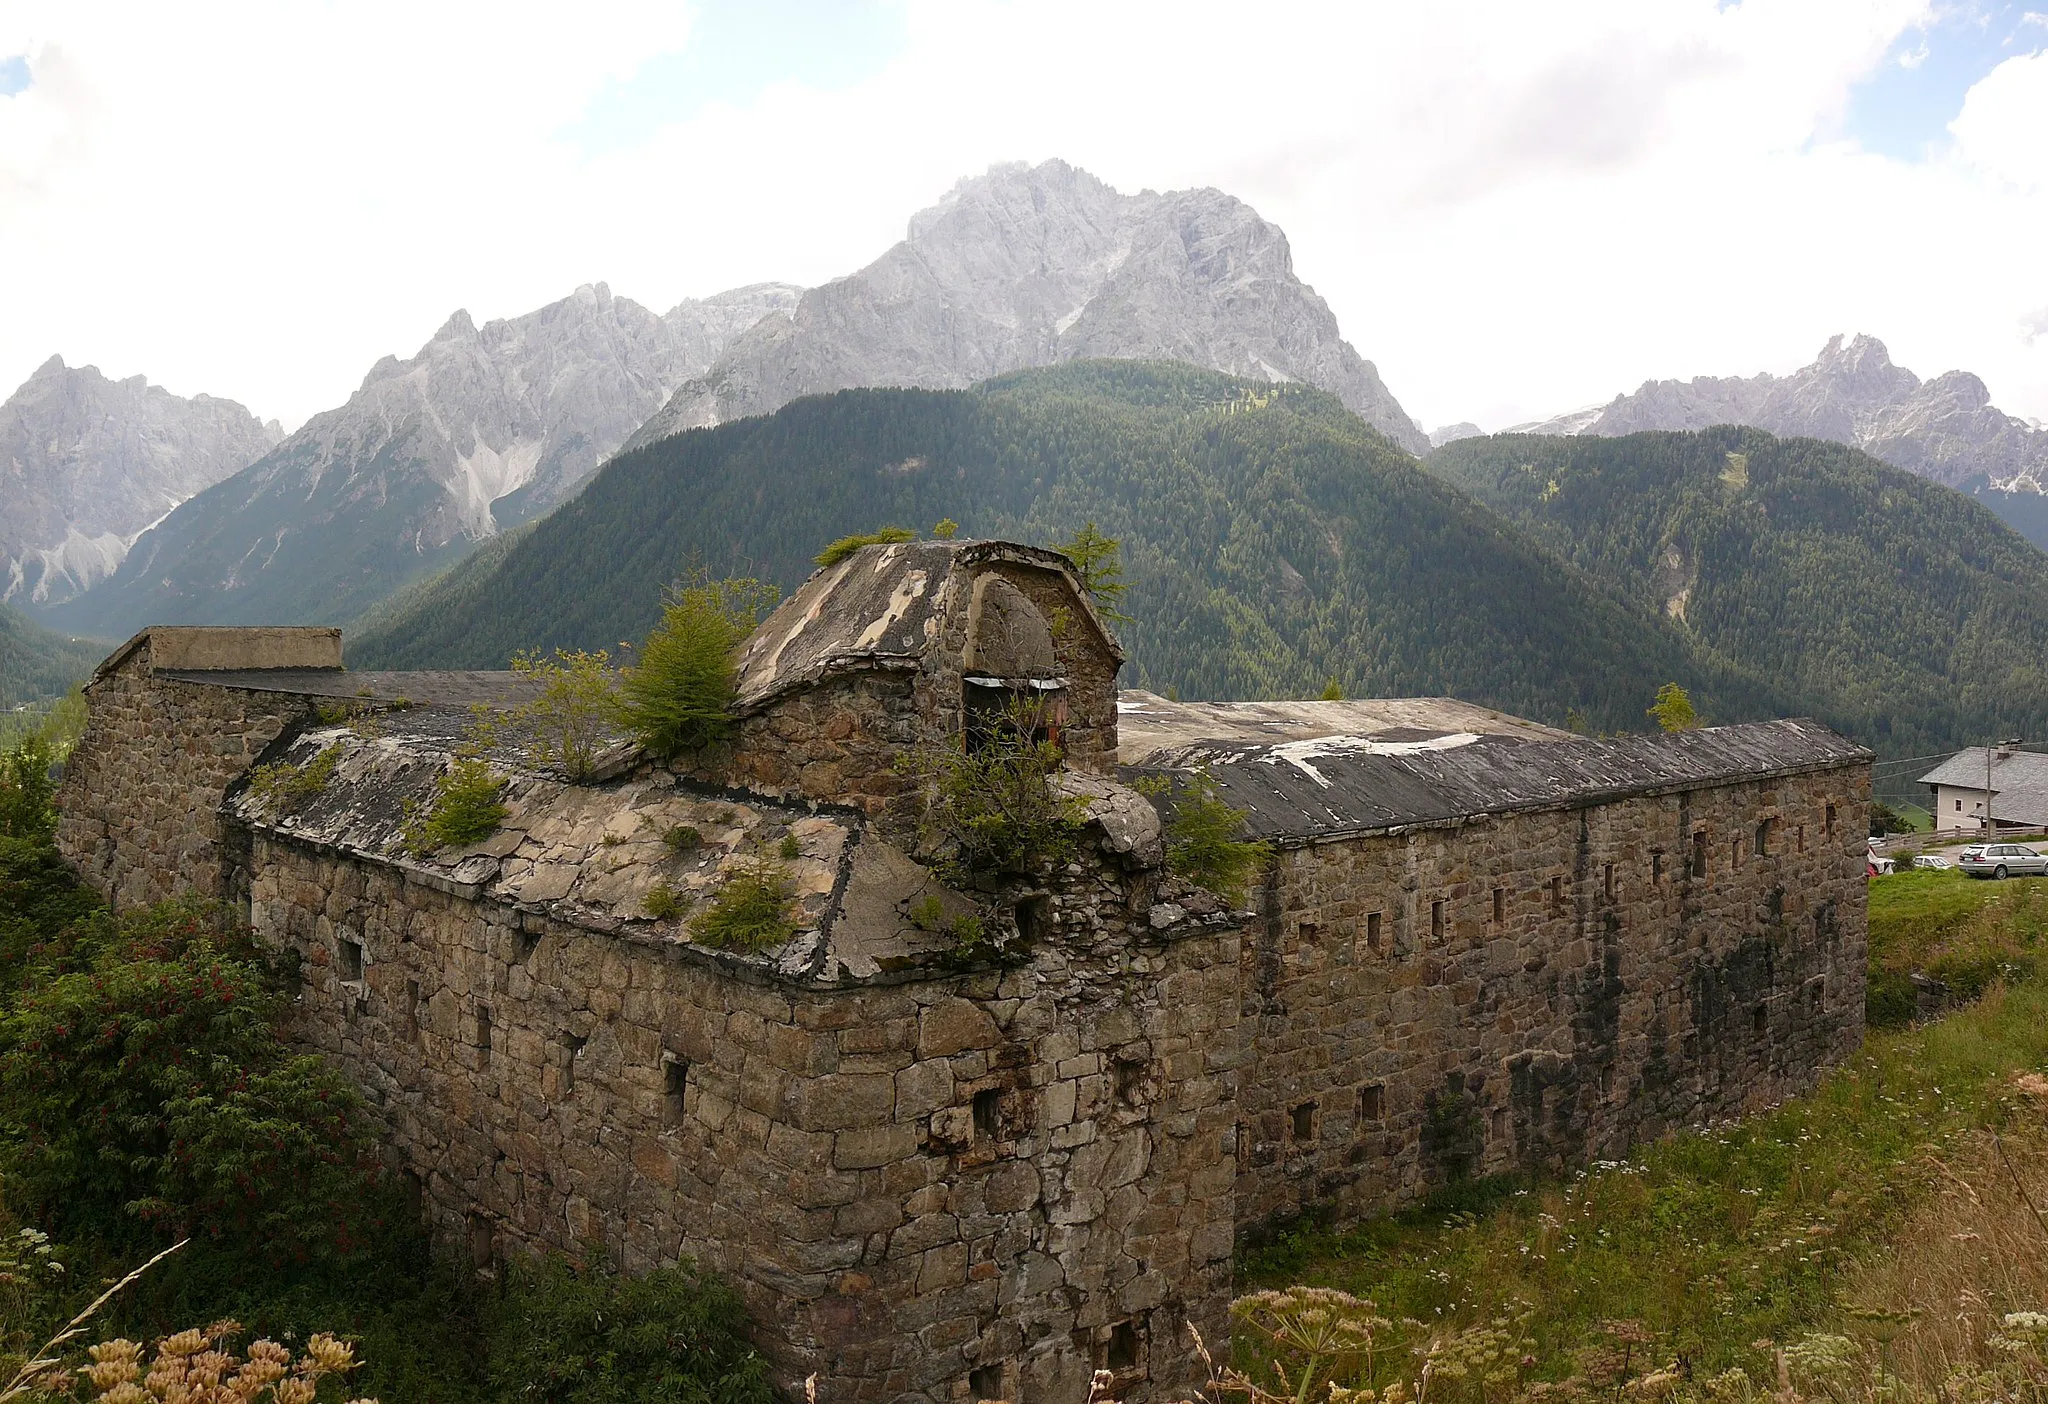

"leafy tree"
[509,649,619,780]
[0,737,56,843]
[1054,521,1129,622]
[1648,682,1700,733]
[814,526,915,567]
[615,574,779,759]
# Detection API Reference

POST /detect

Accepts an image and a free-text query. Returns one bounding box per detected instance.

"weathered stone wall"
[246,831,1240,1404]
[57,651,306,908]
[1235,766,1869,1239]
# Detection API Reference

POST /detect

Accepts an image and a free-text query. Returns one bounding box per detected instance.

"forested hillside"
[1427,428,2048,754]
[353,362,1783,735]
[0,604,102,711]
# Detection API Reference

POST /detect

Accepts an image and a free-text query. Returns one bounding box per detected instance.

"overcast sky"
[2,0,2045,435]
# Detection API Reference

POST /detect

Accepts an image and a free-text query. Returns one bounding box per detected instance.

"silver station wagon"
[1957,843,2048,879]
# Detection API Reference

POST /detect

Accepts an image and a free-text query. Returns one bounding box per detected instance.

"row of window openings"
[1311,812,1833,952]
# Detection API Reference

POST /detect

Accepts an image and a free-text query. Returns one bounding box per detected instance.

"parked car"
[1957,843,2048,879]
[1912,854,1954,870]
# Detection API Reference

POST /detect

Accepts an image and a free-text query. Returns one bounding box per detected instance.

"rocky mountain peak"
[626,159,1427,454]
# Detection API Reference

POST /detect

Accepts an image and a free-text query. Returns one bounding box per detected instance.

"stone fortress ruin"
[56,539,1872,1404]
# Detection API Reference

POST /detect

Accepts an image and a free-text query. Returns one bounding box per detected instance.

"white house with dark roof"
[1920,746,2048,832]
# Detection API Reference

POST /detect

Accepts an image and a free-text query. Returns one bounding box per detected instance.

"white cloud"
[1,0,2044,437]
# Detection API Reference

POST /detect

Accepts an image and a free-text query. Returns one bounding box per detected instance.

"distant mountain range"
[41,282,799,637]
[1,357,280,608]
[625,160,1428,456]
[1512,334,2048,508]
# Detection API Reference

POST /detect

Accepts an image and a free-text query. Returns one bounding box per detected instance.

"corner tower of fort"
[57,539,1871,1404]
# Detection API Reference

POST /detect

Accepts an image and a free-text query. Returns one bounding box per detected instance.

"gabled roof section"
[1116,689,1567,765]
[1919,747,2048,827]
[731,539,1119,712]
[1136,718,1869,844]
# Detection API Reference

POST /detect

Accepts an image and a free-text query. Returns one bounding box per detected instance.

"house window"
[1549,875,1566,915]
[1365,911,1383,954]
[972,1087,1002,1140]
[970,1365,1007,1402]
[663,1054,689,1125]
[1290,1101,1317,1141]
[1755,819,1773,857]
[1651,850,1664,883]
[1430,900,1446,944]
[561,1033,586,1093]
[1114,1059,1147,1106]
[1358,1084,1386,1122]
[475,1004,492,1063]
[1732,836,1744,870]
[1104,1320,1142,1372]
[1492,887,1506,924]
[1490,1106,1509,1146]
[338,936,364,983]
[1796,826,1806,853]
[963,681,1064,754]
[1691,830,1709,879]
[1826,803,1837,834]
[1298,921,1319,945]
[1602,863,1615,901]
[1956,799,1963,813]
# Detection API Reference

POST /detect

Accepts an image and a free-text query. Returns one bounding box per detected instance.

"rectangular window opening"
[969,1365,1007,1402]
[338,936,364,983]
[972,1087,1002,1140]
[468,1214,495,1272]
[1691,830,1709,880]
[1430,900,1446,945]
[1602,863,1615,901]
[561,1032,587,1093]
[1289,1100,1317,1142]
[1490,1106,1509,1146]
[1797,826,1807,853]
[1755,819,1772,857]
[663,1054,689,1125]
[1365,911,1383,954]
[475,1004,492,1063]
[1651,850,1664,883]
[1752,1004,1768,1034]
[1114,1058,1146,1106]
[1549,875,1566,916]
[1104,1319,1142,1372]
[1826,803,1837,834]
[1298,921,1319,945]
[1492,886,1506,924]
[1358,1084,1385,1123]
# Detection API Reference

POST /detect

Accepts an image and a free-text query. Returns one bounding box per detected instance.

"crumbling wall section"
[248,833,1239,1404]
[58,654,306,908]
[1235,765,1869,1240]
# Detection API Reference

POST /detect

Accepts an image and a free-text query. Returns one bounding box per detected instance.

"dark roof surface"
[1137,718,1869,843]
[1919,747,2048,827]
[158,669,544,708]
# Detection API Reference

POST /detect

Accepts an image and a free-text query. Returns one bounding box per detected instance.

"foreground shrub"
[480,1256,771,1404]
[616,575,779,759]
[0,902,377,1259]
[403,758,508,854]
[690,853,797,951]
[509,650,619,780]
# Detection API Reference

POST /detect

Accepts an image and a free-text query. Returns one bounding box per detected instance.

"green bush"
[616,575,779,759]
[248,743,342,810]
[510,649,620,780]
[898,710,1087,878]
[814,526,915,567]
[0,902,377,1259]
[663,825,702,854]
[481,1255,771,1404]
[690,853,798,951]
[0,735,57,842]
[642,882,689,921]
[1146,769,1271,905]
[404,758,508,853]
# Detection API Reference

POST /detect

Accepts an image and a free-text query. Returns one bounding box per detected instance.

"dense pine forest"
[352,362,1788,737]
[0,603,102,712]
[1426,429,2048,755]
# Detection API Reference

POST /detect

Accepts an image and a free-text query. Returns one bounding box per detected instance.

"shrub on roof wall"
[509,648,619,780]
[402,757,508,853]
[616,574,780,760]
[898,700,1088,879]
[1141,769,1271,906]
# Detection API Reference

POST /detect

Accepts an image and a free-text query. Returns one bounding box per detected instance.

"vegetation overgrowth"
[689,851,798,951]
[898,703,1088,878]
[0,790,771,1401]
[614,574,778,759]
[1239,869,2048,1404]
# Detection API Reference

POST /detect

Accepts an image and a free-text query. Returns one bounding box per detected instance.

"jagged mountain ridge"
[1,357,281,607]
[626,160,1428,454]
[1514,334,2048,493]
[45,281,800,637]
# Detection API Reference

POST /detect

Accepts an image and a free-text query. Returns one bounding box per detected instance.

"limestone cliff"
[626,160,1427,455]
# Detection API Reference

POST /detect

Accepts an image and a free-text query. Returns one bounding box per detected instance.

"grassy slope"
[351,362,1786,736]
[1243,871,2048,1397]
[1426,429,2048,756]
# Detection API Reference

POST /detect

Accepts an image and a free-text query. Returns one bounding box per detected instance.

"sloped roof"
[731,539,1118,711]
[1919,747,2048,827]
[1135,718,1868,844]
[1115,689,1567,765]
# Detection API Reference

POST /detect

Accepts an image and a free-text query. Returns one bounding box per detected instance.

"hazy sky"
[2,0,2045,434]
